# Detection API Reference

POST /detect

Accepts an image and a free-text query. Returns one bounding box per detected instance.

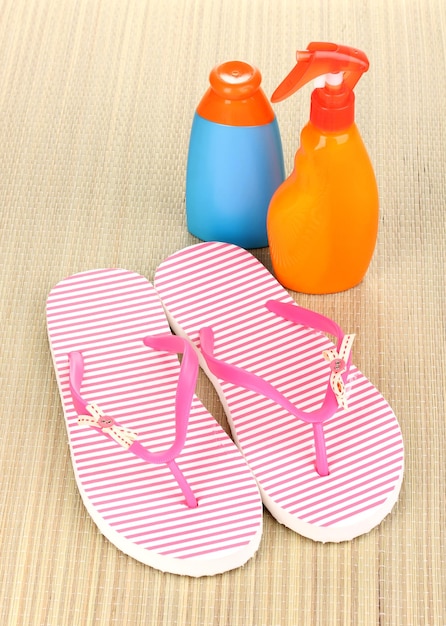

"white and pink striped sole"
[154,242,404,542]
[46,268,263,576]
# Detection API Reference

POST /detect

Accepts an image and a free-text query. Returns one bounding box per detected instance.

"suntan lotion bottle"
[267,43,379,293]
[186,61,284,248]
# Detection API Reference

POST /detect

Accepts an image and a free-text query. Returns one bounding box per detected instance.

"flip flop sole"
[154,242,404,542]
[47,268,262,575]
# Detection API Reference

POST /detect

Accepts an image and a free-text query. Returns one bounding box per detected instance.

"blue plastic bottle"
[186,61,284,248]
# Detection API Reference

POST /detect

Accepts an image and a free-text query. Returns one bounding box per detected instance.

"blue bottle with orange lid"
[186,61,284,248]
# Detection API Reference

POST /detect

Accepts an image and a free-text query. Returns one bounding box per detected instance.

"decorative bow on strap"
[322,334,355,410]
[78,403,139,449]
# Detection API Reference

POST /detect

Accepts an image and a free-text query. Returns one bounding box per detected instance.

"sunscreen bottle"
[186,61,284,248]
[267,43,378,293]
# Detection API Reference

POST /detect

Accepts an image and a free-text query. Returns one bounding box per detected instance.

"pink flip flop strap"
[199,300,355,477]
[68,334,199,508]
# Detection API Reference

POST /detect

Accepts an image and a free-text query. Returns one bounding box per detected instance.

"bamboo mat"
[1,0,445,624]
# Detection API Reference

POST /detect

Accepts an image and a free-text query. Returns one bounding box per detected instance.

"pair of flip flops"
[47,242,404,577]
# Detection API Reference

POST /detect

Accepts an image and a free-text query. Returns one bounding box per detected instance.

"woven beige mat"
[1,0,444,624]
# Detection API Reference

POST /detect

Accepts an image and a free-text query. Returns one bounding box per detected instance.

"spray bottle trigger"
[272,43,369,103]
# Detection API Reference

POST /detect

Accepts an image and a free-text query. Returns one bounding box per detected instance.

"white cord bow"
[322,334,355,410]
[78,403,139,449]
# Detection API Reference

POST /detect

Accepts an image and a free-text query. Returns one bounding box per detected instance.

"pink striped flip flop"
[154,242,404,543]
[46,269,263,576]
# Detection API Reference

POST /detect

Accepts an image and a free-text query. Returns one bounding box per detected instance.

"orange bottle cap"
[196,61,275,126]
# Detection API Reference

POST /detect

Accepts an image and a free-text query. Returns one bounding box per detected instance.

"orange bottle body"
[267,121,379,293]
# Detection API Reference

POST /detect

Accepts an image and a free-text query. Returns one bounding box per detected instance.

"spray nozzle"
[271,42,370,131]
[272,42,369,102]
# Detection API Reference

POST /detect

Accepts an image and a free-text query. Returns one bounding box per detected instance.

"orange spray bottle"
[267,43,379,293]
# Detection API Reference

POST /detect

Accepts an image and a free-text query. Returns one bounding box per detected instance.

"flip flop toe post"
[154,242,404,543]
[47,268,263,576]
